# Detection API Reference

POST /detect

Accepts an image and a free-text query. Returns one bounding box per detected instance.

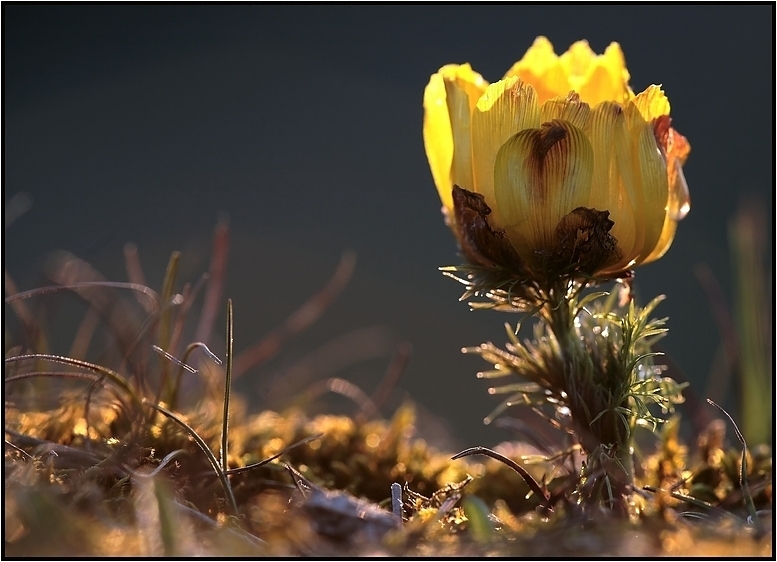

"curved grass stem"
[221,299,233,475]
[142,400,238,517]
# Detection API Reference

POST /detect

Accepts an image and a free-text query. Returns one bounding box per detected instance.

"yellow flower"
[424,37,690,279]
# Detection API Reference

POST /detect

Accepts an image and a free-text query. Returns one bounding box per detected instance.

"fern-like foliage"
[466,290,686,446]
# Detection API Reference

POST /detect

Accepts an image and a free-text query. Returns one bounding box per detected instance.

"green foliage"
[457,278,690,510]
[469,290,685,443]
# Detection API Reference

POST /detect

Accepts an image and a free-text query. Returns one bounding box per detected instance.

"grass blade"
[142,400,237,516]
[706,399,760,534]
[221,299,233,474]
[4,354,139,408]
[452,446,551,510]
[158,252,181,353]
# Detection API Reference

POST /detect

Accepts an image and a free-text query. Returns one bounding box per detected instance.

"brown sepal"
[549,206,621,277]
[450,185,527,274]
[653,115,690,165]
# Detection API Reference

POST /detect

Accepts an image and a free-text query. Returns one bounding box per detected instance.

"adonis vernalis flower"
[424,36,690,281]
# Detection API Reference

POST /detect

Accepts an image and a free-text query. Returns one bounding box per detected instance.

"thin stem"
[541,280,634,510]
[221,299,234,474]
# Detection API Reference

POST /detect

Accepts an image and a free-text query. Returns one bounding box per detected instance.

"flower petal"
[654,117,691,220]
[423,71,455,211]
[441,64,488,198]
[540,92,591,130]
[493,120,594,258]
[641,150,689,264]
[638,116,691,264]
[632,85,671,122]
[632,119,670,264]
[423,64,487,211]
[560,40,598,87]
[585,102,638,271]
[642,216,677,264]
[576,42,633,106]
[471,77,540,225]
[442,65,488,195]
[503,36,569,104]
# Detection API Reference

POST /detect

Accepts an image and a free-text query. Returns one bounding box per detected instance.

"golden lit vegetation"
[5,36,772,557]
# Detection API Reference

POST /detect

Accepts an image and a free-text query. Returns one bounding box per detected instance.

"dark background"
[4,5,773,448]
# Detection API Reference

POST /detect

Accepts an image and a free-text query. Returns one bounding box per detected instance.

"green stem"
[542,280,634,511]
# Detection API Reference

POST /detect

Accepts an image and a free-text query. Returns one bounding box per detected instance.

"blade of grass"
[194,218,229,345]
[693,264,738,405]
[706,398,760,534]
[363,342,412,421]
[729,201,771,446]
[123,243,151,311]
[4,430,104,467]
[232,251,356,378]
[4,370,130,425]
[452,446,551,510]
[153,478,178,556]
[138,449,190,479]
[221,299,234,475]
[151,345,198,420]
[5,370,104,384]
[4,354,139,409]
[4,280,159,307]
[461,495,494,543]
[172,500,266,549]
[296,377,377,417]
[156,251,181,395]
[4,271,50,355]
[221,433,322,477]
[168,274,207,360]
[152,345,198,374]
[169,342,222,410]
[4,439,33,461]
[157,252,181,352]
[642,485,743,523]
[142,399,237,516]
[67,307,101,362]
[7,279,161,385]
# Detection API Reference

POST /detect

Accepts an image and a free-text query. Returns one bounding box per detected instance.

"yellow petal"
[632,115,690,265]
[632,85,671,122]
[503,36,569,104]
[577,42,632,105]
[632,119,670,264]
[503,36,558,78]
[423,71,455,210]
[423,64,488,211]
[493,120,594,256]
[442,65,488,194]
[641,214,678,264]
[585,102,638,270]
[540,92,591,130]
[440,63,488,114]
[641,162,688,264]
[560,40,598,89]
[471,77,540,225]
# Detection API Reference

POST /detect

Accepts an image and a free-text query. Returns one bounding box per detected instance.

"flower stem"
[542,280,634,512]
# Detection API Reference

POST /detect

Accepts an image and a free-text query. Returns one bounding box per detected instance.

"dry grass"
[4,223,772,556]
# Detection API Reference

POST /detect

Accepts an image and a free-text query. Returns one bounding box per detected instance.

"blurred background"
[4,5,773,448]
